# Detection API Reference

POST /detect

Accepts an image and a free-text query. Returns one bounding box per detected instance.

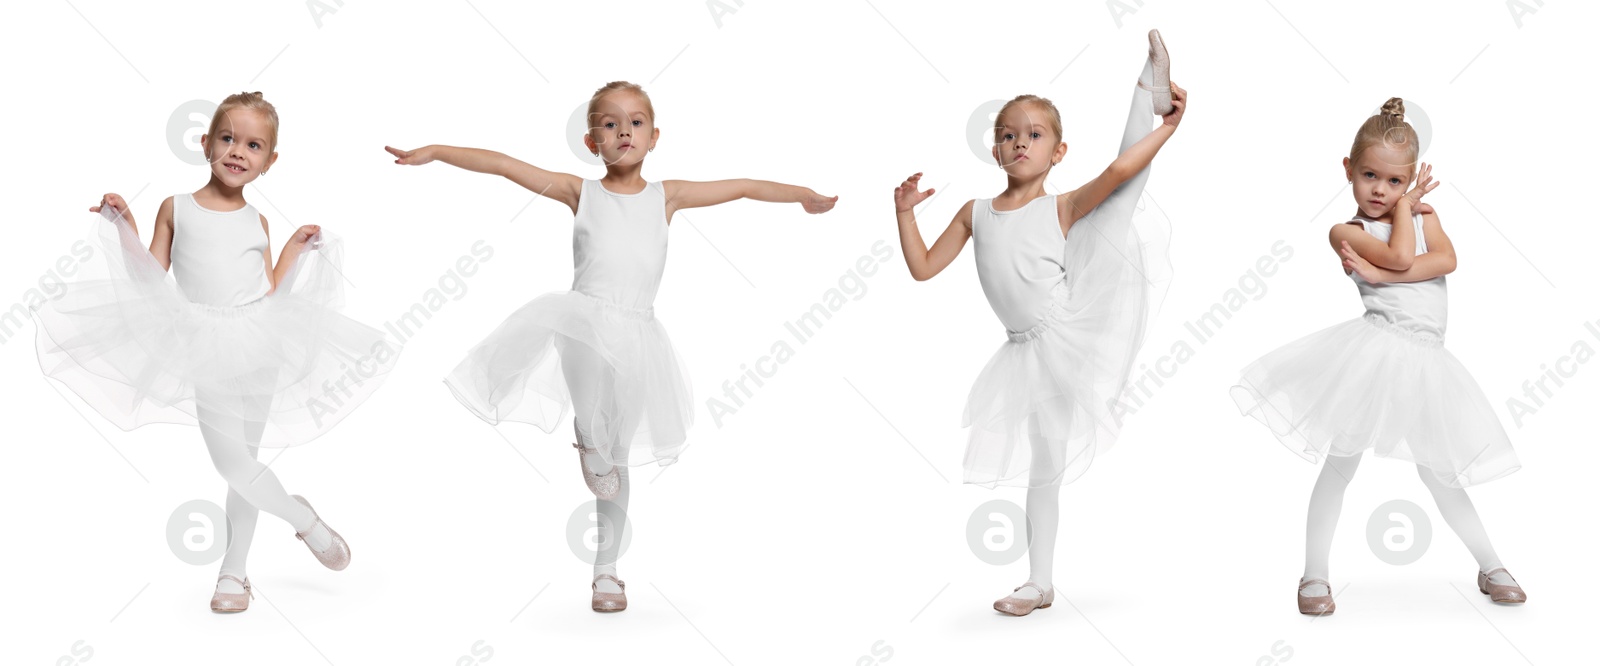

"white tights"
[198,391,320,591]
[557,337,635,594]
[1300,451,1510,596]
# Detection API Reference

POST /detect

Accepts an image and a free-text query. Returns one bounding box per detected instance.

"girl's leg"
[1078,56,1160,224]
[557,336,614,476]
[1416,465,1513,583]
[556,335,633,593]
[216,450,260,593]
[215,392,271,593]
[1022,483,1061,595]
[593,464,630,593]
[197,393,319,539]
[1002,416,1062,602]
[1302,452,1363,596]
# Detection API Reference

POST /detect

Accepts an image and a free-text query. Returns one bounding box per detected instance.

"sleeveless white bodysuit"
[171,193,273,307]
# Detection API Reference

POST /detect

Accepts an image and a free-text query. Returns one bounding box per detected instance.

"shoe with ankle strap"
[1297,578,1335,616]
[1478,568,1527,604]
[211,574,253,613]
[292,495,351,571]
[574,422,620,500]
[592,574,627,612]
[993,582,1053,616]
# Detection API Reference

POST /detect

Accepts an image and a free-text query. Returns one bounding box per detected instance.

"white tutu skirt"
[963,193,1173,489]
[444,290,694,467]
[32,211,400,447]
[1230,313,1520,487]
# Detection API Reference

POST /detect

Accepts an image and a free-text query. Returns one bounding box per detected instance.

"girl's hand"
[385,145,437,166]
[800,188,839,214]
[90,193,133,221]
[1160,82,1187,128]
[1402,162,1438,208]
[288,224,322,248]
[1340,240,1384,283]
[894,172,935,213]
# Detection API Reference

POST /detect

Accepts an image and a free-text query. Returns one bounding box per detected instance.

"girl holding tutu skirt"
[385,80,836,612]
[894,30,1184,616]
[32,92,398,612]
[1230,98,1526,614]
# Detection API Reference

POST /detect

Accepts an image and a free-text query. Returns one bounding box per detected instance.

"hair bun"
[1380,97,1406,121]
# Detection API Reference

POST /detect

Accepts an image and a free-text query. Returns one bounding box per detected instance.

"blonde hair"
[587,81,656,127]
[1349,97,1418,175]
[993,94,1063,145]
[206,91,280,153]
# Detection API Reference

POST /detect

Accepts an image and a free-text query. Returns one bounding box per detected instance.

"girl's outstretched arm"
[385,145,583,213]
[661,179,837,221]
[1340,211,1456,283]
[894,172,972,282]
[1057,82,1187,233]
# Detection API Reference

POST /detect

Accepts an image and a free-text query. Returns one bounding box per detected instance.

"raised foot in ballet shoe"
[592,574,627,612]
[210,574,253,613]
[1297,578,1335,615]
[292,495,351,571]
[1477,568,1527,604]
[573,428,620,500]
[1138,28,1174,116]
[993,582,1053,616]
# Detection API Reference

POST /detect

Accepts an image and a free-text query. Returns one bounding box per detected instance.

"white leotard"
[971,195,1065,334]
[1350,211,1447,340]
[571,179,669,311]
[170,193,272,307]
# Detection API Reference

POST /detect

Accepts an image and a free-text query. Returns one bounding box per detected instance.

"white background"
[1,1,1594,664]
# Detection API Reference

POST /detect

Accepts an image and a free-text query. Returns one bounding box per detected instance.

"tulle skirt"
[1230,313,1520,487]
[31,211,400,447]
[963,194,1173,489]
[444,290,694,467]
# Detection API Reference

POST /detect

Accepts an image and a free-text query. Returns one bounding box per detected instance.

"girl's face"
[201,109,277,187]
[585,92,658,167]
[1343,144,1414,219]
[990,103,1065,177]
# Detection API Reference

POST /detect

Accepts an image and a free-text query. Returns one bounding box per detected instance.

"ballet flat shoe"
[993,582,1053,616]
[292,495,351,571]
[592,574,628,612]
[1139,28,1174,116]
[574,422,620,500]
[210,574,253,613]
[1297,578,1335,615]
[1478,568,1527,604]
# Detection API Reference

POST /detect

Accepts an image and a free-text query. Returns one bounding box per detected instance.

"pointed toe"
[1140,28,1174,116]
